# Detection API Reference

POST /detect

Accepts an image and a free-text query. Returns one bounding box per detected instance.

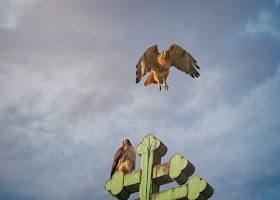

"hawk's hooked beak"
[162,50,170,57]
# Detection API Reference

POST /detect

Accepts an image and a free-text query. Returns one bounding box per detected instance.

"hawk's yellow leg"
[163,77,169,90]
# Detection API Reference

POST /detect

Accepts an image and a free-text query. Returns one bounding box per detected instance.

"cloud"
[244,10,280,38]
[0,1,279,200]
[179,66,280,199]
[102,64,280,199]
[0,0,33,29]
[0,0,128,70]
[0,104,110,200]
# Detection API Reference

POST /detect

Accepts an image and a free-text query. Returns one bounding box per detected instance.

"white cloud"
[0,0,33,29]
[0,1,279,199]
[111,64,280,199]
[0,65,80,114]
[244,10,280,38]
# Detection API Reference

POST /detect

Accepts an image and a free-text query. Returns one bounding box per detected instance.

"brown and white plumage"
[110,139,136,178]
[136,44,200,91]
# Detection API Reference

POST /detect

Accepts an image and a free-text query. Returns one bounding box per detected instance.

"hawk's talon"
[163,83,169,90]
[158,84,161,91]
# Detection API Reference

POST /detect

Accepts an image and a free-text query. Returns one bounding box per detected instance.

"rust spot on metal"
[153,162,172,186]
[105,134,214,200]
[153,163,168,178]
[150,184,188,200]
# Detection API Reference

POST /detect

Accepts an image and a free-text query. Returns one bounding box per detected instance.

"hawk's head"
[123,139,132,147]
[162,50,170,58]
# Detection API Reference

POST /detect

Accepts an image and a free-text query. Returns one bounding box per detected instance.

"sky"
[0,0,279,199]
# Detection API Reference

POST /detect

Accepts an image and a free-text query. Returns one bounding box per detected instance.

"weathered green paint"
[152,162,172,186]
[150,175,213,200]
[105,134,213,200]
[105,171,129,200]
[150,184,188,200]
[105,170,141,199]
[124,171,141,194]
[170,153,195,185]
[188,176,213,200]
[136,135,165,199]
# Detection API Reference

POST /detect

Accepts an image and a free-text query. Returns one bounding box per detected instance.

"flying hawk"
[136,44,200,91]
[110,139,136,178]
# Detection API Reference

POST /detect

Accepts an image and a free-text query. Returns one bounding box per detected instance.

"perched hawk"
[136,44,200,91]
[110,139,136,178]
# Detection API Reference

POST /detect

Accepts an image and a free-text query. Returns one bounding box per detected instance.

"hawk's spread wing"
[111,146,124,177]
[136,44,159,83]
[169,44,200,78]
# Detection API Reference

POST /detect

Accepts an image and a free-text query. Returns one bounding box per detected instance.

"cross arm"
[153,153,195,185]
[150,176,213,200]
[105,170,141,200]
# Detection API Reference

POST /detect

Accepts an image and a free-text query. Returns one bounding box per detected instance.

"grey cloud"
[62,91,133,122]
[0,105,111,200]
[244,10,280,38]
[0,0,280,200]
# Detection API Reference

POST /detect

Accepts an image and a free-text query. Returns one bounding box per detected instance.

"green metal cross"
[106,134,214,200]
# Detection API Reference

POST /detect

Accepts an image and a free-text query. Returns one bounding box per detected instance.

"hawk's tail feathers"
[144,73,157,86]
